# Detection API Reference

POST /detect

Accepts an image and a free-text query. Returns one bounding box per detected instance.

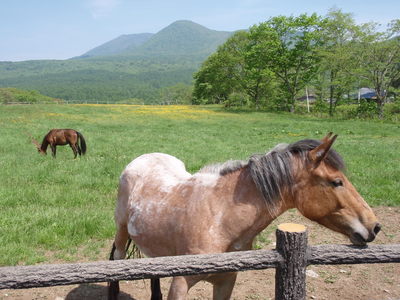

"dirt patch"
[1,207,399,300]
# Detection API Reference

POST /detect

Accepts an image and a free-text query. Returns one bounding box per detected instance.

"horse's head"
[30,136,46,155]
[293,133,380,246]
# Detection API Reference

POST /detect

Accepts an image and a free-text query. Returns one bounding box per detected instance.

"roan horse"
[108,133,381,300]
[31,129,87,158]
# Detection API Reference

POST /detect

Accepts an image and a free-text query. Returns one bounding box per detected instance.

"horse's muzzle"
[350,222,381,245]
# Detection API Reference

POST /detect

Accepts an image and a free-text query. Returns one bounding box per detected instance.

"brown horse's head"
[293,133,380,246]
[30,137,46,155]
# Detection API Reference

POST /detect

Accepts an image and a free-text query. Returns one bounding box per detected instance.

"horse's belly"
[126,197,184,257]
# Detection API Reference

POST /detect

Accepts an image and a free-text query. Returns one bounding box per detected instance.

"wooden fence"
[1,223,399,300]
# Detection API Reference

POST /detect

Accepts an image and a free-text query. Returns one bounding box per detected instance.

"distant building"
[297,94,317,102]
[353,88,386,101]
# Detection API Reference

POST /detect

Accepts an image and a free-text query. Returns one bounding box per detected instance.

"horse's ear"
[309,133,338,169]
[321,132,333,143]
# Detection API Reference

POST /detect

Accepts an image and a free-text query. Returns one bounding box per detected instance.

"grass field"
[0,104,399,266]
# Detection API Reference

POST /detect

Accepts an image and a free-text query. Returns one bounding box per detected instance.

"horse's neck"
[40,139,49,151]
[218,168,293,249]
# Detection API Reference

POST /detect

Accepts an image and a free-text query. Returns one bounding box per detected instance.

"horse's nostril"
[373,223,382,235]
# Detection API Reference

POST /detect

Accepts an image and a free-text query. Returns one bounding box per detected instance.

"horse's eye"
[331,179,343,187]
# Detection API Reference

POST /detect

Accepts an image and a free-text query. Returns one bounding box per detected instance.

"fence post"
[275,223,308,300]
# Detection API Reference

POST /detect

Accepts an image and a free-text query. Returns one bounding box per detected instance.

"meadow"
[0,104,399,266]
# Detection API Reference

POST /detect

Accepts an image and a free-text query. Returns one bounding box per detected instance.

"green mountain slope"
[0,20,233,103]
[78,33,153,58]
[0,87,59,103]
[131,20,232,56]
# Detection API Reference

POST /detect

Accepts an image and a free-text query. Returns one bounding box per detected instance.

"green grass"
[0,104,399,266]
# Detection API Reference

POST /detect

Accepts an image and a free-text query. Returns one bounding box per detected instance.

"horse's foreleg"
[50,145,56,158]
[167,277,189,300]
[167,275,204,300]
[211,272,237,300]
[108,224,129,300]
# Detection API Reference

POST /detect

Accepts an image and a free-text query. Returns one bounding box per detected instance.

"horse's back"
[115,153,191,224]
[123,153,190,182]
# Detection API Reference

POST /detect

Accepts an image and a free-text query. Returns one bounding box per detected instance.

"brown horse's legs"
[76,144,82,156]
[167,275,204,300]
[167,277,189,300]
[113,224,129,259]
[108,243,119,300]
[70,144,78,158]
[50,145,56,158]
[151,278,163,300]
[108,225,129,300]
[211,272,237,300]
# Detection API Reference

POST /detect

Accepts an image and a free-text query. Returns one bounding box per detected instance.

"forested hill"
[78,33,154,58]
[130,20,232,56]
[78,20,232,58]
[0,20,233,103]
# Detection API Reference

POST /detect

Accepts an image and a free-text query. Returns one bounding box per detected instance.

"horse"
[31,129,87,158]
[108,133,381,300]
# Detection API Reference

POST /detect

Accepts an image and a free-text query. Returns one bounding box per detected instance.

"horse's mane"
[198,160,248,175]
[199,139,345,216]
[40,134,50,152]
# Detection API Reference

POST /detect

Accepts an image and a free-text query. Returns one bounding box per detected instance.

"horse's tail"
[76,131,87,155]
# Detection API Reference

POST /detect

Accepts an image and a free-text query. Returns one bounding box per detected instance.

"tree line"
[192,9,400,118]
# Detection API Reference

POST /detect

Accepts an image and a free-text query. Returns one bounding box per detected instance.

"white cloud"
[87,0,120,19]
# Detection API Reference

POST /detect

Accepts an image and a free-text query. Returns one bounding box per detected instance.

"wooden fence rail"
[1,224,399,299]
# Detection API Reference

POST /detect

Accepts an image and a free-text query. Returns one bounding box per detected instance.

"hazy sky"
[1,0,399,61]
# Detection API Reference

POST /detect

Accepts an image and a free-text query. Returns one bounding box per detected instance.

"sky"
[1,0,399,62]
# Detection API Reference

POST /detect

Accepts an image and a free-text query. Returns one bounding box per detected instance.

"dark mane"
[198,160,248,175]
[40,134,50,152]
[198,139,345,216]
[248,139,345,216]
[287,139,345,171]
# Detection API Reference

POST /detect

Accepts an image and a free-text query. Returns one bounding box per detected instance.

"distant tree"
[192,52,231,104]
[159,83,193,104]
[318,8,360,115]
[193,32,248,104]
[248,14,325,112]
[352,19,400,118]
[221,30,275,109]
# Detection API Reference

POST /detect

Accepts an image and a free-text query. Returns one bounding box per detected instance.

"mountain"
[76,20,232,59]
[0,20,234,103]
[79,33,153,58]
[130,20,232,56]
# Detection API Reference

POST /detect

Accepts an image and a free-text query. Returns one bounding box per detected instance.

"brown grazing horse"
[108,133,380,300]
[31,129,86,158]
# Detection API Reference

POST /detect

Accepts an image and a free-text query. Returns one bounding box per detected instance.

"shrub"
[335,100,379,119]
[335,104,358,119]
[313,99,329,114]
[383,101,400,121]
[224,92,250,107]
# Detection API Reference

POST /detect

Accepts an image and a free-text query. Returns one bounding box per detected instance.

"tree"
[318,8,360,115]
[352,19,400,118]
[159,84,193,105]
[193,31,248,105]
[193,52,233,104]
[248,14,325,112]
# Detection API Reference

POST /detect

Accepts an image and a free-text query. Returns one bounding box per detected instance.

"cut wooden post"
[275,223,308,300]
